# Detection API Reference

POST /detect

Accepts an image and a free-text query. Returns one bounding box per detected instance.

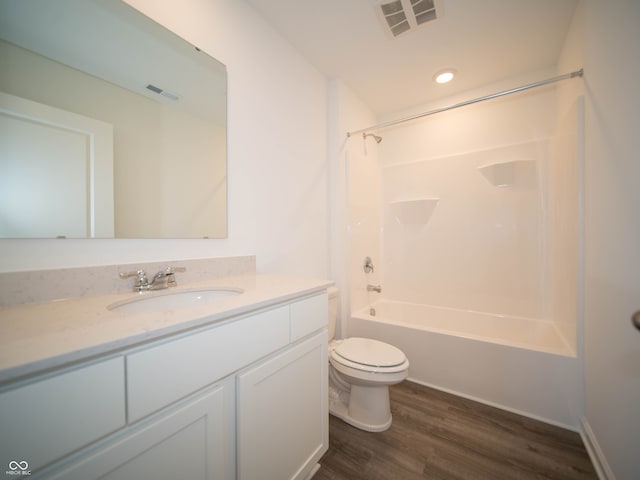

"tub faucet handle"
[367,284,382,293]
[363,256,374,274]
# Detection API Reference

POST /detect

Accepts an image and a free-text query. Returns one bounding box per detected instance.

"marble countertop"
[0,274,332,384]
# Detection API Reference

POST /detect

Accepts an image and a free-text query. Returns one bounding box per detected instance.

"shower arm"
[346,69,584,138]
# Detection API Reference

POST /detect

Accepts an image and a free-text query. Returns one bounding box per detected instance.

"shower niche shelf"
[477,159,537,188]
[390,198,439,225]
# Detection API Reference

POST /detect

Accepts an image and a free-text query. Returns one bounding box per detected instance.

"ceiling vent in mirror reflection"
[390,198,439,225]
[145,83,179,101]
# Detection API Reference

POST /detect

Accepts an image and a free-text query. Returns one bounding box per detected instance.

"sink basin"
[107,287,243,313]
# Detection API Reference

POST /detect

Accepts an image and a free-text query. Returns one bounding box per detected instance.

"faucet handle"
[164,266,186,287]
[119,269,149,291]
[164,266,186,274]
[119,269,147,281]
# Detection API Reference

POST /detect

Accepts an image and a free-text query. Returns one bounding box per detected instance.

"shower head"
[363,132,382,144]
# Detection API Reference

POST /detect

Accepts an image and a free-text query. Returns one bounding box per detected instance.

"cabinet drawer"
[127,305,289,422]
[0,357,125,473]
[290,292,328,341]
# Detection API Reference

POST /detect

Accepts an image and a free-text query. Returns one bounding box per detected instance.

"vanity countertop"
[0,274,332,384]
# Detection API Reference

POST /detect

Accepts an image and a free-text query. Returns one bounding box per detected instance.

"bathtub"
[348,300,582,429]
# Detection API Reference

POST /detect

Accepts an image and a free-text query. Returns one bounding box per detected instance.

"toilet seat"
[330,337,409,374]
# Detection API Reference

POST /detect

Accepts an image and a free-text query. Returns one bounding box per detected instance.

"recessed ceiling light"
[434,69,456,84]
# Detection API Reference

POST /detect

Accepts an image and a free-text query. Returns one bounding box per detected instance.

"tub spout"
[367,284,382,293]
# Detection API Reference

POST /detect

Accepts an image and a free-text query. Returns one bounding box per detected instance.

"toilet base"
[328,383,393,432]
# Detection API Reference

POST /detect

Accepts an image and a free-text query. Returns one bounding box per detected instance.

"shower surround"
[346,73,583,427]
[382,139,551,321]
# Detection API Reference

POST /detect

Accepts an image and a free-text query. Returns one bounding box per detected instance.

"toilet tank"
[327,286,339,342]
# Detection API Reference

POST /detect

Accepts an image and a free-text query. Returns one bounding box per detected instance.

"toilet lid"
[334,337,406,368]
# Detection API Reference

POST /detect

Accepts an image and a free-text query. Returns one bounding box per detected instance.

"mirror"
[0,0,227,238]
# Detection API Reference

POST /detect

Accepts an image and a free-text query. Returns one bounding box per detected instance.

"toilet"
[327,287,409,432]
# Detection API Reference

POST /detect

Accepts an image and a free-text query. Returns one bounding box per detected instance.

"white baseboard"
[581,418,615,480]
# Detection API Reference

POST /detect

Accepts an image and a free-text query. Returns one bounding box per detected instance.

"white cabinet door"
[46,378,235,480]
[237,331,328,480]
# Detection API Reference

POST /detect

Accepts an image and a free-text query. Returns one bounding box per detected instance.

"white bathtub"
[368,300,573,355]
[348,300,582,429]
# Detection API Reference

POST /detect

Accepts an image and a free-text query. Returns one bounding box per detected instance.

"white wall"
[0,0,329,278]
[582,1,640,478]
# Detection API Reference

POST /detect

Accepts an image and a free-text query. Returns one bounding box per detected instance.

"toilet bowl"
[327,288,409,432]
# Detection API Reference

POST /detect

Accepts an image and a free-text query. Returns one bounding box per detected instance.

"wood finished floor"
[316,381,597,480]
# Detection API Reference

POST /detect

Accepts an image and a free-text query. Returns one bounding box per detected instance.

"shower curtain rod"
[346,69,583,137]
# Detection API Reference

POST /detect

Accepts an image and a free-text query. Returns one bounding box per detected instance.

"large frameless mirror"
[0,0,227,238]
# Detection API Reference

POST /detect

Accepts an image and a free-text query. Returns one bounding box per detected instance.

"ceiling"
[245,0,579,115]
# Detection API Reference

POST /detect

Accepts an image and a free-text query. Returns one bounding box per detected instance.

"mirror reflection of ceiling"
[0,0,226,125]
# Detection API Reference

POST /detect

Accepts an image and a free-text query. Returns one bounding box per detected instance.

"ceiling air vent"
[412,0,437,25]
[380,1,410,37]
[145,83,179,101]
[377,0,438,38]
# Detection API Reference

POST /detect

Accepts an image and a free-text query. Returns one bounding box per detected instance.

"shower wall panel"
[370,80,564,323]
[549,96,583,351]
[382,140,551,319]
[347,141,383,316]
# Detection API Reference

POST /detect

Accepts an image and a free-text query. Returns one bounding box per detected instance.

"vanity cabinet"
[237,331,328,480]
[0,290,328,480]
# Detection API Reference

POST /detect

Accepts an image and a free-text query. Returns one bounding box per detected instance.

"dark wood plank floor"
[316,381,597,480]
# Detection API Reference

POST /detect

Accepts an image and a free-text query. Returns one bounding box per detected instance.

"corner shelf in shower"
[390,198,439,225]
[477,159,536,188]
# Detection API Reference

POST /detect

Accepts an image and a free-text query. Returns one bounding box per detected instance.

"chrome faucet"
[120,266,186,293]
[367,284,382,293]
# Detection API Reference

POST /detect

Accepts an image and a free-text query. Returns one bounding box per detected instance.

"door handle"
[633,311,640,331]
